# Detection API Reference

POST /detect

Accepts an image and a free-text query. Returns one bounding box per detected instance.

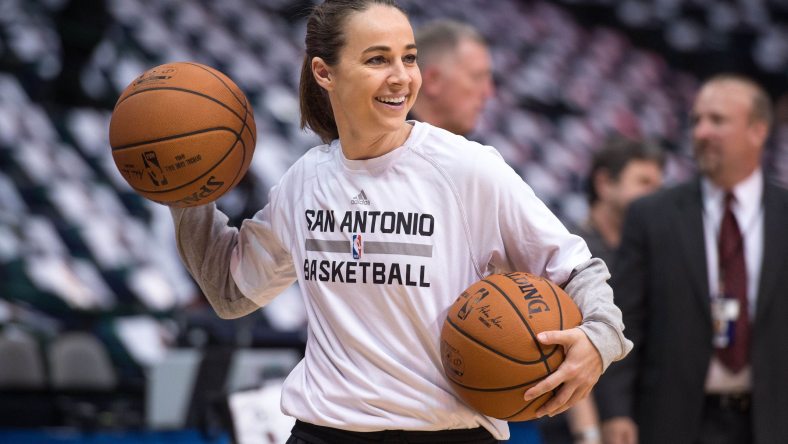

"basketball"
[440,271,582,421]
[108,62,256,207]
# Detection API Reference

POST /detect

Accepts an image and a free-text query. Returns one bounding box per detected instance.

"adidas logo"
[350,190,370,205]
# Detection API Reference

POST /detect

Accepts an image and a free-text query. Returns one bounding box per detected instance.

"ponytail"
[299,55,338,143]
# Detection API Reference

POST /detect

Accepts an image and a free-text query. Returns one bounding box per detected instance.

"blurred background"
[0,0,786,443]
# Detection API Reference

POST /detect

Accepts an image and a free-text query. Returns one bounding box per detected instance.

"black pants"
[286,420,500,444]
[696,394,752,444]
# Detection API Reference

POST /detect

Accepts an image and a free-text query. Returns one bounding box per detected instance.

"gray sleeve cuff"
[563,257,633,371]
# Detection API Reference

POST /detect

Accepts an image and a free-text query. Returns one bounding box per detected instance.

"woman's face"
[321,5,421,140]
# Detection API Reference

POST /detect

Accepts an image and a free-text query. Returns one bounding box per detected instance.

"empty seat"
[48,332,117,390]
[0,328,46,389]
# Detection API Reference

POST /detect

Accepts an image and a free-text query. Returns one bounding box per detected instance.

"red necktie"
[716,192,750,373]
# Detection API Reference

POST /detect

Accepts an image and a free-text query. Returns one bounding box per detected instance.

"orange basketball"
[440,271,582,421]
[109,62,256,207]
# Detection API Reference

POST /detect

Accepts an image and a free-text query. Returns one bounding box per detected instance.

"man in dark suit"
[596,74,788,444]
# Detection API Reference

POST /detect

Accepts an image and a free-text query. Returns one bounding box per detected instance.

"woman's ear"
[312,57,333,91]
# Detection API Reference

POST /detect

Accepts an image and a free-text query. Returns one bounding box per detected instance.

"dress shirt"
[701,168,764,393]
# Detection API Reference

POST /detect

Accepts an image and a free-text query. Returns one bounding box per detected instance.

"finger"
[573,384,592,402]
[536,329,576,347]
[546,386,589,417]
[524,351,592,402]
[535,373,595,417]
[545,403,571,418]
[546,385,589,418]
[523,370,566,402]
[535,383,582,417]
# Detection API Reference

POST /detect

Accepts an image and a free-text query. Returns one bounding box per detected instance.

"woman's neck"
[338,123,412,160]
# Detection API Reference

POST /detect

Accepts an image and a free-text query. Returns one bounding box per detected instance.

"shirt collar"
[701,168,763,220]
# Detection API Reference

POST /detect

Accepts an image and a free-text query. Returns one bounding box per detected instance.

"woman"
[170,0,631,442]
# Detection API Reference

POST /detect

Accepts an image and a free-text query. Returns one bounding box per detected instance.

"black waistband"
[705,393,751,413]
[291,420,499,444]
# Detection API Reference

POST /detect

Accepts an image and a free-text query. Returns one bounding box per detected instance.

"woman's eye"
[403,54,418,64]
[366,56,386,65]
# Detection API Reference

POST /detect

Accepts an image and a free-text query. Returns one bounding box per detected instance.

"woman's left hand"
[522,327,602,418]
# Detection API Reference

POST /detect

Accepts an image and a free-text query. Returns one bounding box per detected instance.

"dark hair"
[414,19,486,69]
[704,73,773,128]
[299,0,406,143]
[587,136,666,204]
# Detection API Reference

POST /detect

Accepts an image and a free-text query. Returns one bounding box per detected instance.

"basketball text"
[167,176,225,206]
[303,259,430,287]
[305,209,434,236]
[505,272,551,317]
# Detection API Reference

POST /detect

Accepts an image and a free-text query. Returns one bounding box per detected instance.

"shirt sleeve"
[230,185,298,306]
[170,183,297,317]
[170,203,259,318]
[462,146,632,370]
[564,258,633,370]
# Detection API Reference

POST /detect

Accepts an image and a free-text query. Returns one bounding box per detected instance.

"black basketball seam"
[223,134,245,197]
[124,132,242,195]
[447,371,549,392]
[182,62,257,148]
[183,62,246,108]
[446,317,555,366]
[544,281,566,329]
[224,101,251,192]
[114,87,247,126]
[111,127,237,151]
[239,99,254,156]
[500,387,558,420]
[485,276,556,376]
[222,85,253,187]
[244,100,257,145]
[500,396,541,419]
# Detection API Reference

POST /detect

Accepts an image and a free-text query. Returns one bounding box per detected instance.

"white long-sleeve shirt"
[171,121,632,439]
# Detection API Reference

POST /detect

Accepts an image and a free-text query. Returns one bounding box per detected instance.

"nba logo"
[352,234,362,259]
[142,150,168,186]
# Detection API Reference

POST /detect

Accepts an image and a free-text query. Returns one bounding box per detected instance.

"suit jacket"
[595,177,788,444]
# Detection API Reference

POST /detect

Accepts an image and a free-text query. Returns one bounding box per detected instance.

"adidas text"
[351,190,370,205]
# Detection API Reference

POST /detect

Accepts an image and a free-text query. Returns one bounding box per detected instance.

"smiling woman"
[300,1,421,160]
[166,1,633,443]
